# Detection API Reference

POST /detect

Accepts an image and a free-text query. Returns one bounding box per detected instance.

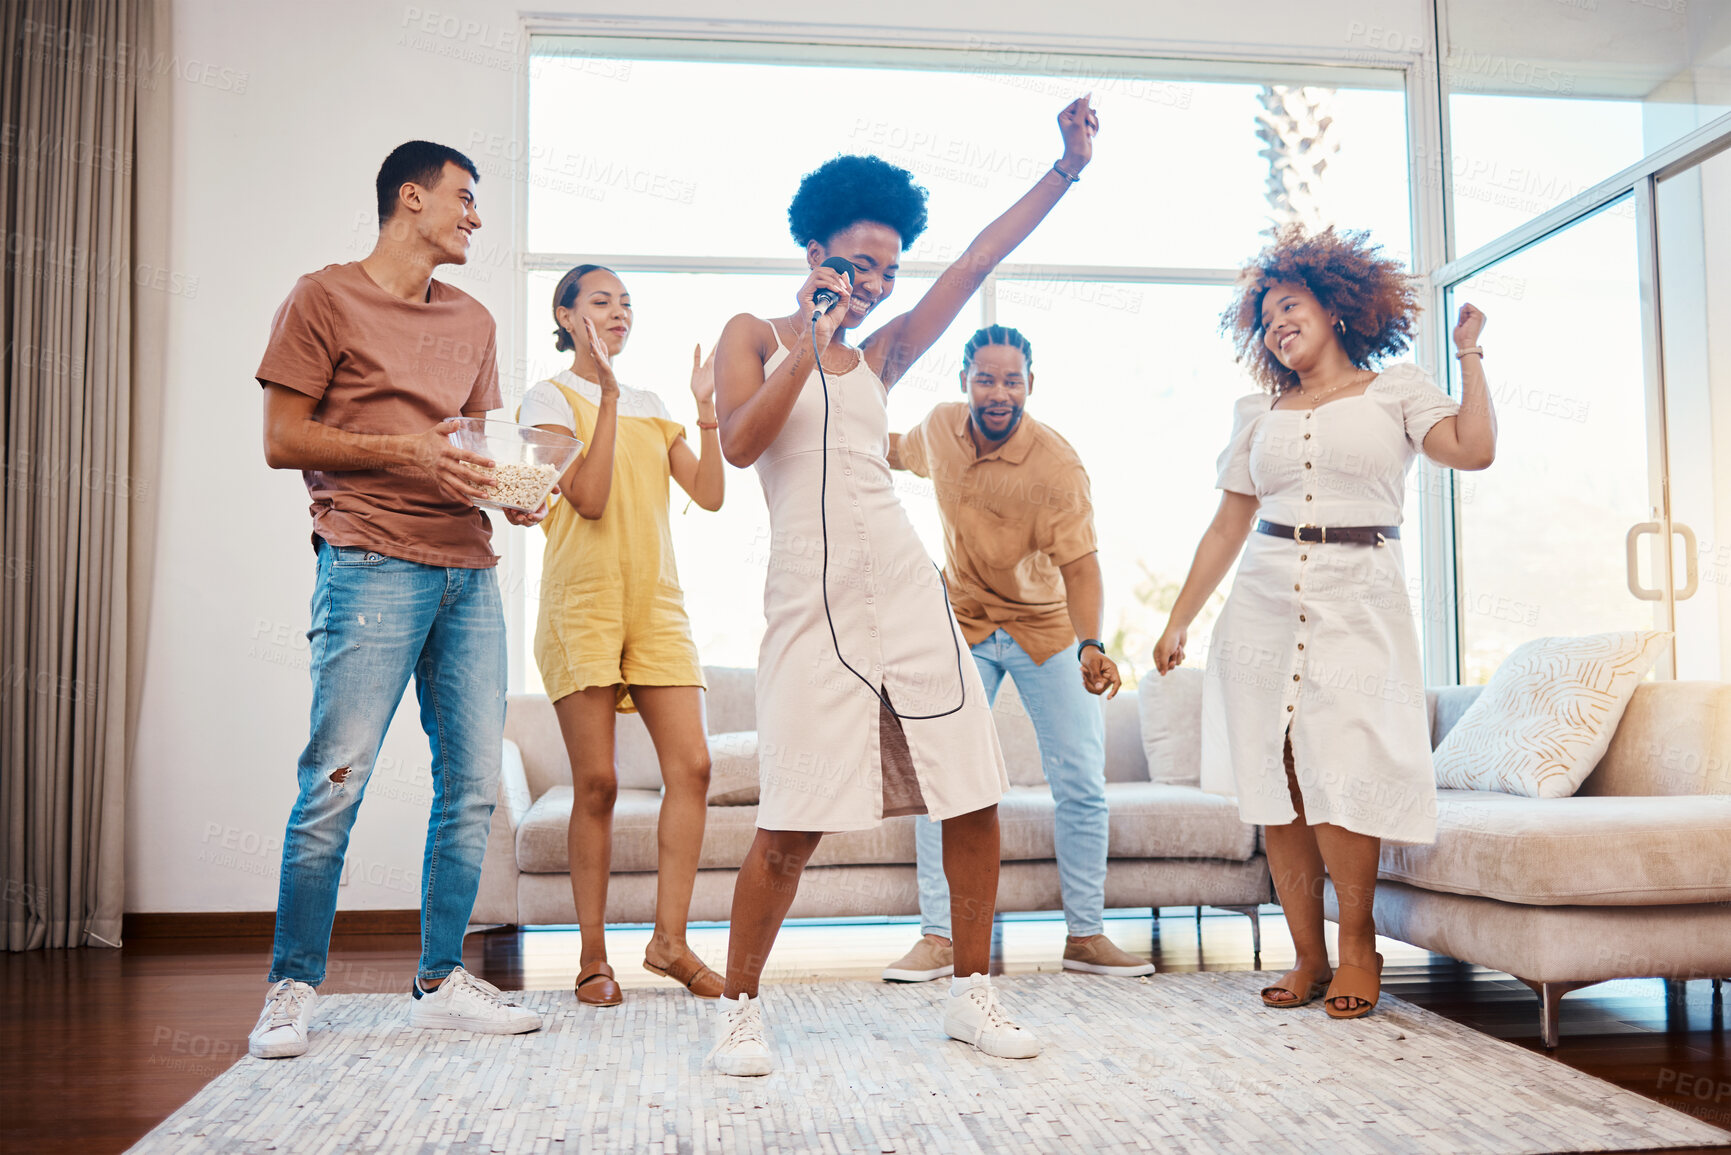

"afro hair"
[787,154,929,249]
[1221,225,1421,394]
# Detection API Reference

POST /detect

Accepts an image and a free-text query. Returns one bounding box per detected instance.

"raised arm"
[1151,490,1261,674]
[865,96,1099,388]
[1422,303,1497,471]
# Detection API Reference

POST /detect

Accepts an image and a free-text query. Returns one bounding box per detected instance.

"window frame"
[1429,110,1731,683]
[502,17,1445,690]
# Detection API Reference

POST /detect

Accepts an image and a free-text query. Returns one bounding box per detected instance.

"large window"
[512,39,1415,692]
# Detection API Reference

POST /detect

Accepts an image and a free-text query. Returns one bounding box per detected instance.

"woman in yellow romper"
[519,264,725,1006]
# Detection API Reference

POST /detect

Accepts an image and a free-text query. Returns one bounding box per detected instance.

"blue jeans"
[269,541,506,985]
[916,629,1108,938]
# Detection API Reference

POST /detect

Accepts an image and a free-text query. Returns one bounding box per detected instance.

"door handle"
[1626,522,1663,601]
[1673,522,1699,600]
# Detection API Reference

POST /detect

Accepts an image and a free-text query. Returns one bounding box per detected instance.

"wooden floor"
[2,909,1726,1154]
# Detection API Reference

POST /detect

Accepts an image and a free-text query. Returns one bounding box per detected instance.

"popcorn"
[477,461,559,512]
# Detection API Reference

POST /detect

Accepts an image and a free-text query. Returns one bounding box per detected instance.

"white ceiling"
[1446,0,1731,101]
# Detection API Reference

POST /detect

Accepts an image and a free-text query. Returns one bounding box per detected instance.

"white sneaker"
[944,974,1040,1059]
[249,979,318,1059]
[709,993,772,1076]
[408,966,541,1034]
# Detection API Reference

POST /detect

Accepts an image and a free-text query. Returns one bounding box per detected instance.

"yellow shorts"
[534,583,706,713]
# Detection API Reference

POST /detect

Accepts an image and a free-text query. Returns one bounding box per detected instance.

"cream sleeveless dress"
[752,329,1008,833]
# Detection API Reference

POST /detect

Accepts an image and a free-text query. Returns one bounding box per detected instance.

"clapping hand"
[690,343,716,406]
[582,317,620,400]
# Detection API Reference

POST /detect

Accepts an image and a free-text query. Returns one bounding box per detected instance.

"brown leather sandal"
[574,960,622,1007]
[1260,965,1332,1008]
[1324,952,1384,1019]
[643,952,724,999]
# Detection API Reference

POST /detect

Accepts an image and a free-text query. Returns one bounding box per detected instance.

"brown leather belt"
[1256,520,1399,546]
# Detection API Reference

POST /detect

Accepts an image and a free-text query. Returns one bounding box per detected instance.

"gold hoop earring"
[1334,318,1347,336]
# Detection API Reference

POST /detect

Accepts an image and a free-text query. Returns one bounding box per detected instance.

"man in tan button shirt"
[882,325,1151,981]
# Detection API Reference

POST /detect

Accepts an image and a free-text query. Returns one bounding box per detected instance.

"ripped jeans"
[268,539,506,986]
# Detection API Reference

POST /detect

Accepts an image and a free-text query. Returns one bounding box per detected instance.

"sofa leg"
[1517,979,1597,1048]
[1210,905,1263,970]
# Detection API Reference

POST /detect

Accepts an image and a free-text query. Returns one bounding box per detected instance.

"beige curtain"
[2,0,165,950]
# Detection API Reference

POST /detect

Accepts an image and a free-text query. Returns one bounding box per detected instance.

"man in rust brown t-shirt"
[247,141,545,1062]
[881,325,1153,983]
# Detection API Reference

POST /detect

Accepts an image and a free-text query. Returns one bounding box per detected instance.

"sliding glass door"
[1656,144,1731,681]
[1438,123,1731,683]
[1445,201,1659,683]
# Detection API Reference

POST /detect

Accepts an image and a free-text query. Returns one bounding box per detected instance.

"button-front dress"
[751,330,1008,833]
[1200,362,1460,844]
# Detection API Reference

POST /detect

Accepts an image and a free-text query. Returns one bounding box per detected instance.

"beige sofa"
[472,666,1275,942]
[1332,679,1731,1047]
[1134,667,1730,1046]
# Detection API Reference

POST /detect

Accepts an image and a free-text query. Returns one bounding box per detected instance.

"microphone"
[810,257,857,320]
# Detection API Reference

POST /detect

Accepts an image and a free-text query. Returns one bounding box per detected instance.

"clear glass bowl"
[445,418,583,513]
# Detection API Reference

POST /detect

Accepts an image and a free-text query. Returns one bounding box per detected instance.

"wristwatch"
[1077,638,1105,661]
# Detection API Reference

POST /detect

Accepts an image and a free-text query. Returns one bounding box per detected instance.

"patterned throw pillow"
[1432,631,1672,797]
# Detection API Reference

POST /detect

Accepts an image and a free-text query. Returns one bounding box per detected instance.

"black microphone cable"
[810,313,965,721]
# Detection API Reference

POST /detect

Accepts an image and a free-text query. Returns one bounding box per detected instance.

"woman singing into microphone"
[707,97,1099,1076]
[1153,227,1495,1020]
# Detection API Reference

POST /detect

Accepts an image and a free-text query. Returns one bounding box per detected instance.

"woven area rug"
[129,972,1729,1154]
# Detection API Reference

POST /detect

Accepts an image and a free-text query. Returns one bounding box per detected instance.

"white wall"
[127,0,1433,912]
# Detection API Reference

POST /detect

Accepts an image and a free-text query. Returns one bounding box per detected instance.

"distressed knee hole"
[329,766,350,785]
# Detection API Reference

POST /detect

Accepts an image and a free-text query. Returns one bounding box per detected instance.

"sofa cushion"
[517,788,927,874]
[1103,782,1257,861]
[1427,684,1484,748]
[999,783,1254,863]
[503,694,573,802]
[1579,680,1731,797]
[1137,667,1203,786]
[1104,692,1150,784]
[502,693,664,794]
[1432,631,1672,797]
[518,787,760,873]
[957,677,1146,787]
[1379,789,1731,905]
[706,732,758,805]
[516,780,1257,873]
